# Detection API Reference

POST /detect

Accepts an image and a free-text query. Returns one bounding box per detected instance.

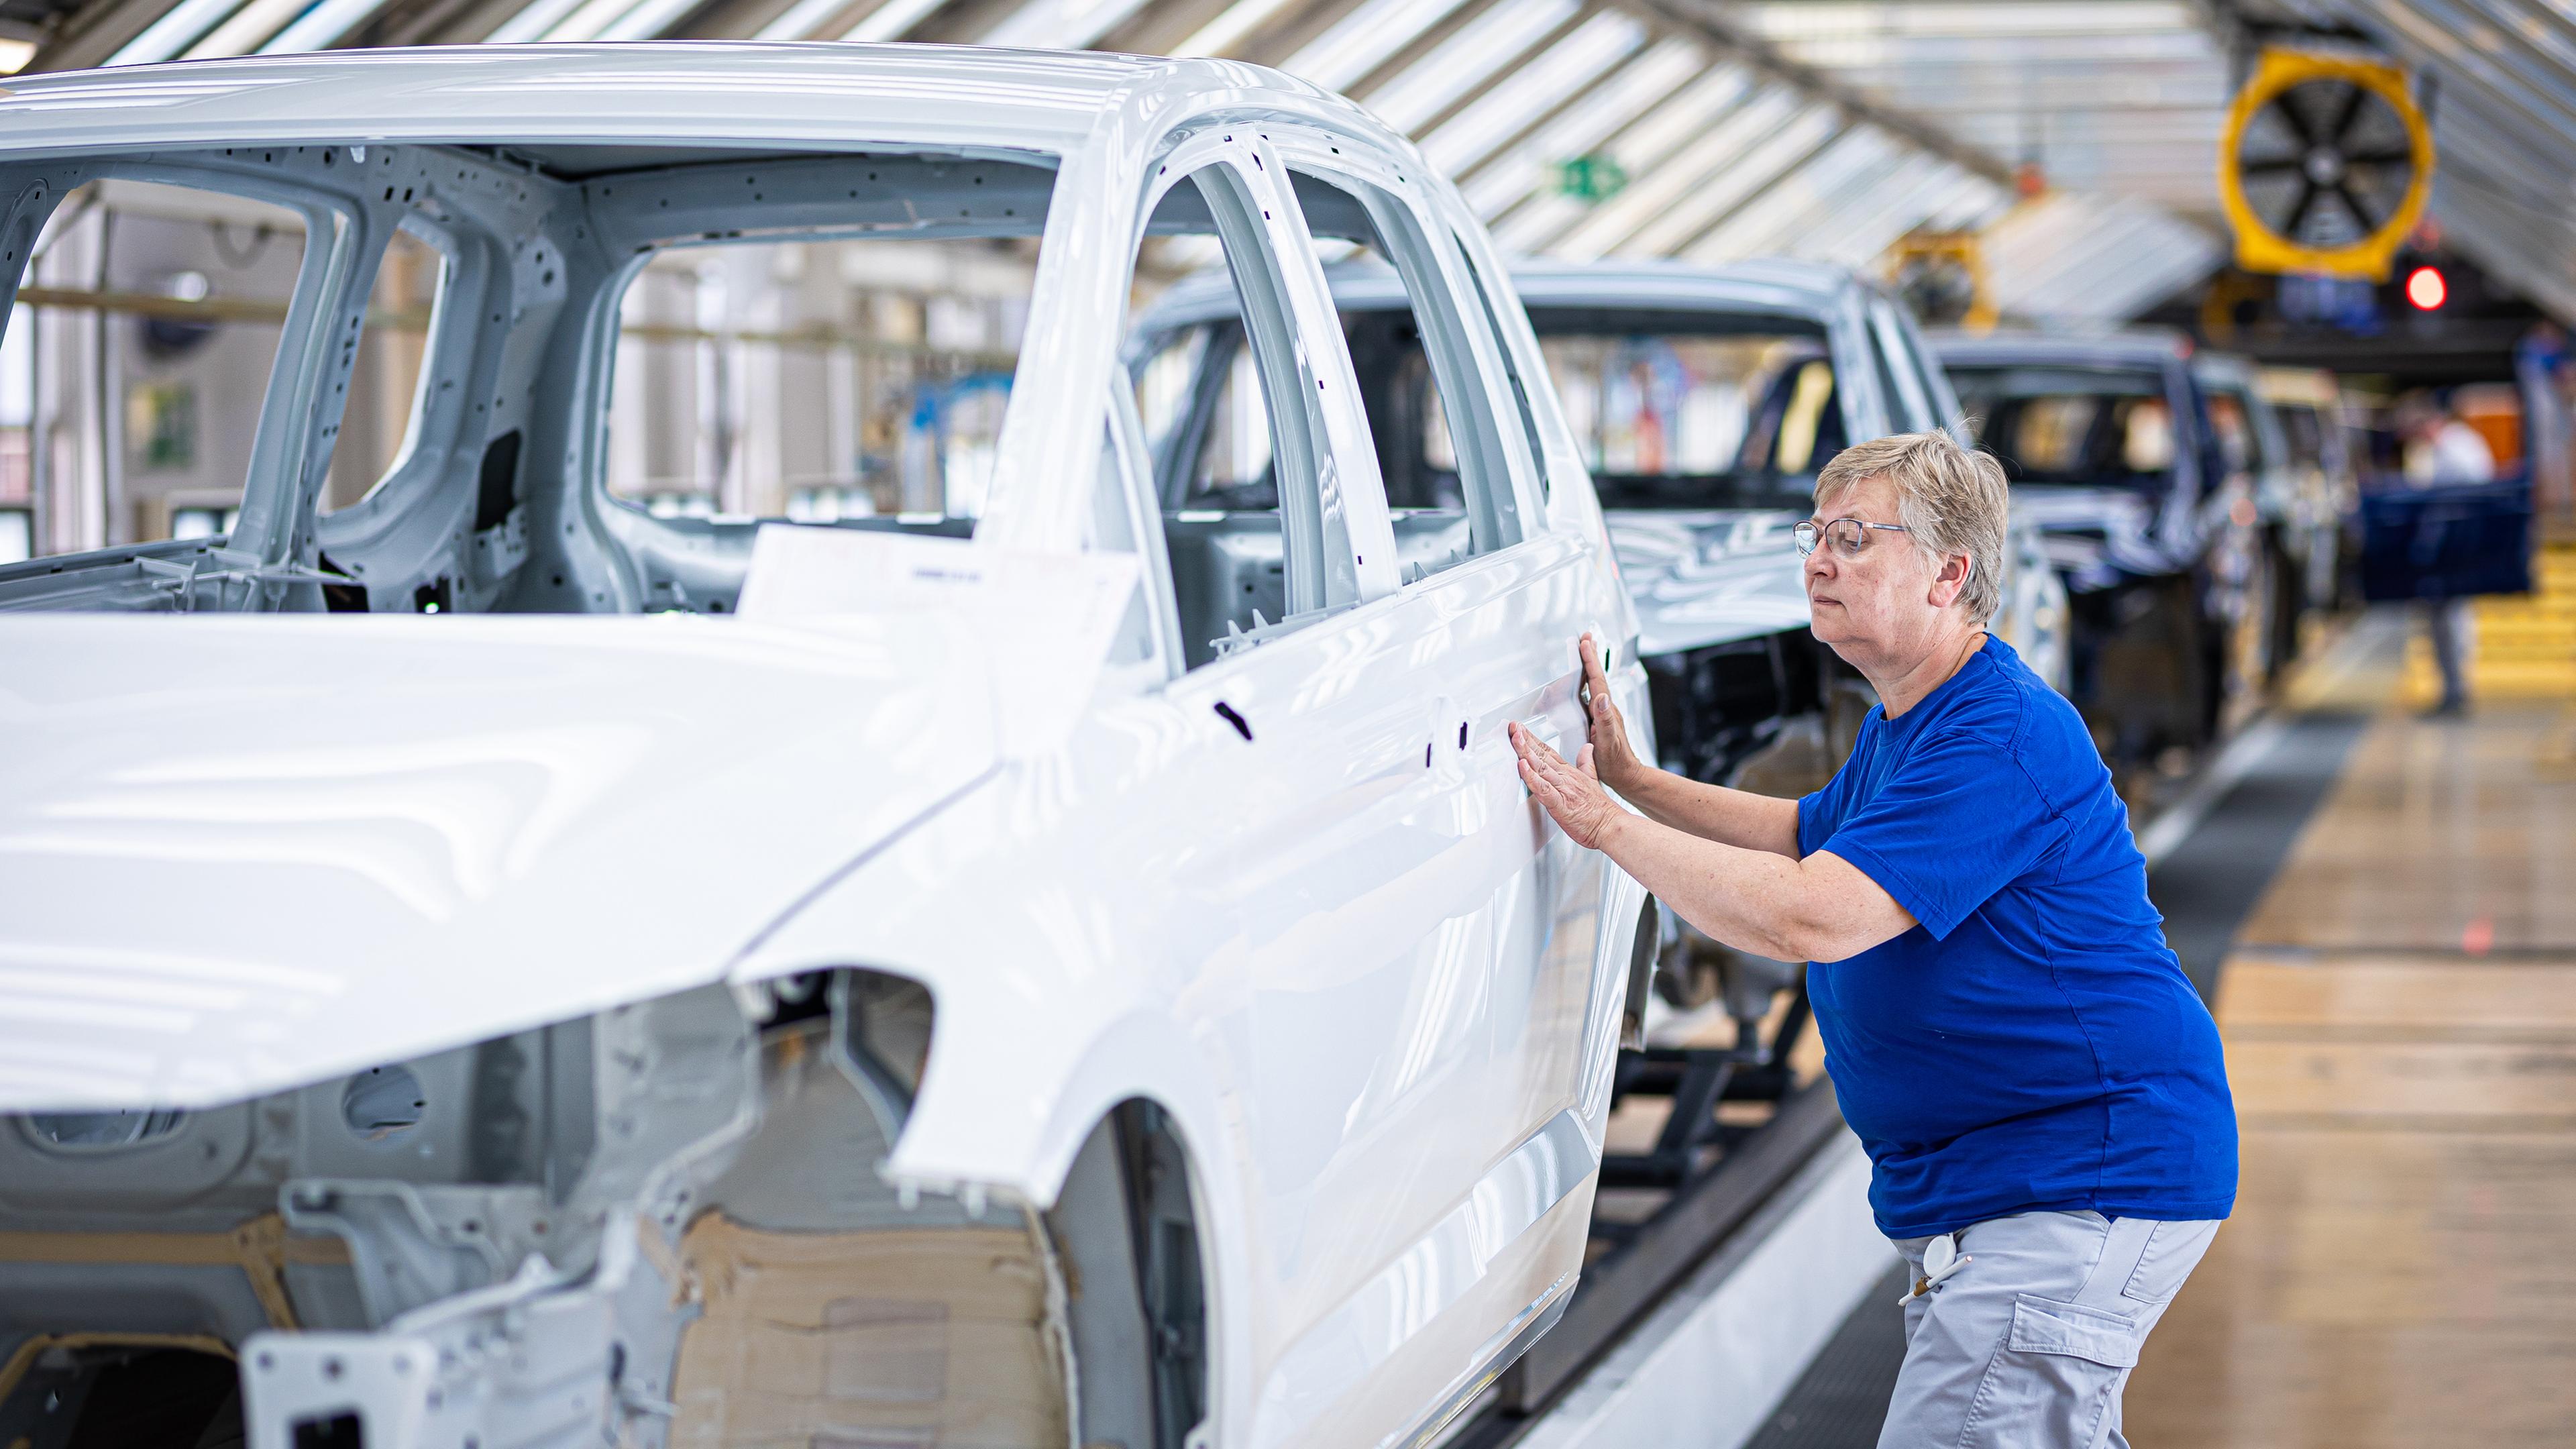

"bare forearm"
[1595,812,1908,963]
[1511,696,1916,960]
[1603,763,1802,857]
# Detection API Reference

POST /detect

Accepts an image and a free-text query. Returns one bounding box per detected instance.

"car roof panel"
[0,43,1373,164]
[1137,256,1860,333]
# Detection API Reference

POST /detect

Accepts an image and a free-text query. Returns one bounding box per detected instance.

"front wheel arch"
[1047,1101,1213,1449]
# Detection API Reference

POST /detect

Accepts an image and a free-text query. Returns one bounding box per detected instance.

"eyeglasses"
[1794,517,1911,559]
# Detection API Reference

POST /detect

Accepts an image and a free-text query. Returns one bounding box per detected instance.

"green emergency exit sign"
[1552,153,1627,203]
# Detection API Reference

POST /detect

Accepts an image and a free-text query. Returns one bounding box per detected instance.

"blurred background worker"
[2399,390,2500,714]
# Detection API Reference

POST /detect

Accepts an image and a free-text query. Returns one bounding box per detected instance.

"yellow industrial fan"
[1888,231,1994,330]
[2218,48,2433,280]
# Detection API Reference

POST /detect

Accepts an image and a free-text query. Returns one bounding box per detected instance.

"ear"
[1927,551,1973,610]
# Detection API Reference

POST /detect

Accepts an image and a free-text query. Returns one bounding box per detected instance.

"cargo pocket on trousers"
[1957,1295,2142,1449]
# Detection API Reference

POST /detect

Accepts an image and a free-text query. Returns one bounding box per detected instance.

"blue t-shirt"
[1798,635,2236,1238]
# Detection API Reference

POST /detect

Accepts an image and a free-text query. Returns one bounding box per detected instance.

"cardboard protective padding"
[668,1214,1068,1449]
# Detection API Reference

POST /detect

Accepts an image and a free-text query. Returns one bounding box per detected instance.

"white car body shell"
[0,44,1654,1449]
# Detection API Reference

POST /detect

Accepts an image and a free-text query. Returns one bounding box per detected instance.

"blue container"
[2359,471,2534,602]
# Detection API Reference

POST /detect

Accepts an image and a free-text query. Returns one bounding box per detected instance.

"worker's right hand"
[1578,631,1648,793]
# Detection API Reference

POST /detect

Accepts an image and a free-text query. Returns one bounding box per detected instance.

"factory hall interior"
[0,1,2572,1447]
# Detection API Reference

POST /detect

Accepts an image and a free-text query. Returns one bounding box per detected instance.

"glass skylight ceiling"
[62,0,2576,323]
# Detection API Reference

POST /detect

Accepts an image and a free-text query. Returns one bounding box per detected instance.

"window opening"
[1529,310,1843,509]
[1896,311,1966,441]
[1949,365,2178,494]
[1127,161,1344,669]
[1096,381,1181,679]
[1868,342,1906,437]
[1283,170,1521,584]
[11,180,309,557]
[2204,386,2265,475]
[1175,331,1275,510]
[602,235,1035,525]
[322,226,445,512]
[1,303,30,564]
[1866,300,1935,433]
[1132,321,1208,464]
[1448,235,1551,500]
[2277,400,2324,470]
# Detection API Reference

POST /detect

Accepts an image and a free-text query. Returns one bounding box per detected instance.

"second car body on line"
[1936,327,2264,767]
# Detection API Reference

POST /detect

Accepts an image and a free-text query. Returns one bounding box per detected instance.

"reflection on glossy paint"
[1380,912,1490,1110]
[1252,1110,1591,1448]
[10,727,652,922]
[0,942,345,1102]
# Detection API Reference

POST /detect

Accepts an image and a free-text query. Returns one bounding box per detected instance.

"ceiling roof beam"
[1813,164,1980,270]
[1556,87,1829,256]
[1365,0,1591,137]
[981,0,1155,50]
[1672,117,1887,261]
[1460,34,1703,217]
[28,0,185,70]
[359,0,521,44]
[1093,0,1248,54]
[1614,0,2015,186]
[1599,86,1834,255]
[1896,101,2231,122]
[837,0,955,40]
[1494,63,1766,252]
[745,0,861,36]
[99,0,231,62]
[1707,130,1917,261]
[1271,0,1478,91]
[1327,0,1507,102]
[1197,0,1374,66]
[1766,30,2220,64]
[2341,0,2576,150]
[181,0,303,55]
[1982,194,2219,319]
[1419,7,1647,179]
[1815,60,2232,92]
[2381,0,2576,125]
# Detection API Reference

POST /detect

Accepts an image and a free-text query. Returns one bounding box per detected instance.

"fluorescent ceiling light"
[1362,0,1578,133]
[1279,0,1471,94]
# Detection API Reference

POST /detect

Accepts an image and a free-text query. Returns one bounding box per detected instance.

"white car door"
[1244,144,1611,1449]
[1116,134,1607,1449]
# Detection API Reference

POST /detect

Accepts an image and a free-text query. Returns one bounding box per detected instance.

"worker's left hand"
[1509,721,1619,851]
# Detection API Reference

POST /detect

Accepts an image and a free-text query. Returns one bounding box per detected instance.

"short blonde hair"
[1814,430,2008,625]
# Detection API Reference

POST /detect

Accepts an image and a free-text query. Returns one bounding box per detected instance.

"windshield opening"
[0,139,1061,616]
[3,179,309,562]
[1526,309,1843,511]
[1947,364,2177,493]
[603,233,1035,526]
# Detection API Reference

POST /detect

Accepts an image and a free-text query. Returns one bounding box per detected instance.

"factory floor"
[2129,559,2576,1447]
[1748,547,2576,1448]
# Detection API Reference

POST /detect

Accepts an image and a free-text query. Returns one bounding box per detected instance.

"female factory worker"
[1509,429,2234,1448]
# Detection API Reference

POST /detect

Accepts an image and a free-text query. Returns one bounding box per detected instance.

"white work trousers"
[1876,1210,2220,1448]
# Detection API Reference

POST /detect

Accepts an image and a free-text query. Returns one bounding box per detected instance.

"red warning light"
[2406,266,2448,311]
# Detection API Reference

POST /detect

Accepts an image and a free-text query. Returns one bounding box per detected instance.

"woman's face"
[1803,475,1966,669]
